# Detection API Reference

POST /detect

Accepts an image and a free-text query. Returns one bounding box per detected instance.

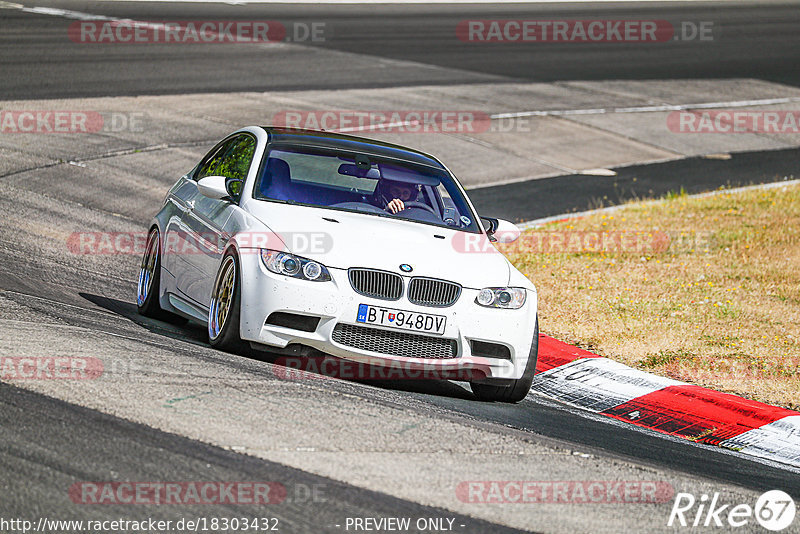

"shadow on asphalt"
[80,292,207,343]
[79,292,477,402]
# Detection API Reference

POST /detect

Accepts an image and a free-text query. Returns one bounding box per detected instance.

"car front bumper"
[237,251,538,381]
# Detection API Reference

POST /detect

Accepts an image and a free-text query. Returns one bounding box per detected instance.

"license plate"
[356,304,446,335]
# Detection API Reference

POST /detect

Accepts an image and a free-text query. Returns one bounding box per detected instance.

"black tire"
[137,227,165,318]
[208,250,246,353]
[471,317,539,403]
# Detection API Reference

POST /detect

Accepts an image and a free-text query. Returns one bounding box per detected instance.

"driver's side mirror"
[481,217,521,243]
[197,175,242,202]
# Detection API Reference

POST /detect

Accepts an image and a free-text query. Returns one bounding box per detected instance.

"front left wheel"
[208,251,246,353]
[471,317,539,403]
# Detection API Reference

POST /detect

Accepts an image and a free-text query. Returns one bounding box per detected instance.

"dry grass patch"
[502,183,800,409]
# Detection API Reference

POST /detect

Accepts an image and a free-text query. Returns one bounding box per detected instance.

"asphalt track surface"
[0,384,525,533]
[469,146,800,221]
[1,283,799,524]
[1,1,800,532]
[0,1,799,99]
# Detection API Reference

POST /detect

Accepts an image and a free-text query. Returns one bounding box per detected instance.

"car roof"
[261,126,445,170]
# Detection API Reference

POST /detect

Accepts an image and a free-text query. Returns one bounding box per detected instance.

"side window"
[195,142,229,181]
[215,135,256,184]
[195,135,256,183]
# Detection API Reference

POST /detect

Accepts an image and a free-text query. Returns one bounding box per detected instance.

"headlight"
[260,249,331,282]
[475,287,526,309]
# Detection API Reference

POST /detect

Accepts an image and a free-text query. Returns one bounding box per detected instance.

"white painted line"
[531,357,685,412]
[18,6,117,21]
[490,97,800,120]
[579,168,617,177]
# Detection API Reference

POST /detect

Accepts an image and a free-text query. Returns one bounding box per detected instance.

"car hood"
[243,201,511,288]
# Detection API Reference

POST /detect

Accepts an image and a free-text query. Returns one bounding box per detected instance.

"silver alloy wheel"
[209,255,236,340]
[137,230,159,307]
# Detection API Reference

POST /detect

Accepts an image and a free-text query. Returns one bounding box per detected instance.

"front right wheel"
[471,317,539,403]
[208,251,246,353]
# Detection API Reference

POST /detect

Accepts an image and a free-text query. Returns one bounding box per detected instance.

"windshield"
[253,145,481,233]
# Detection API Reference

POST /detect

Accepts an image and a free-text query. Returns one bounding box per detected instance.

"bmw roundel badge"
[399,264,413,273]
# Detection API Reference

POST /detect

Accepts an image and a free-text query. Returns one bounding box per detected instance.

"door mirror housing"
[197,175,241,201]
[481,216,521,243]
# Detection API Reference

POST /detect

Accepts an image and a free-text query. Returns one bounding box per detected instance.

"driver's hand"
[386,199,405,214]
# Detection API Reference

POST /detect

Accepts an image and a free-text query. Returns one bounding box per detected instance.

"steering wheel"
[402,201,438,215]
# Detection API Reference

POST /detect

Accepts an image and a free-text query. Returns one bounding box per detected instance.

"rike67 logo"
[668,490,796,531]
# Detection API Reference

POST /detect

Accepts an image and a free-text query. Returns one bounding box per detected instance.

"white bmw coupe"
[137,127,539,402]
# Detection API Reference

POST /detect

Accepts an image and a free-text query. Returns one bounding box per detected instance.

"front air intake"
[266,312,320,333]
[332,323,458,359]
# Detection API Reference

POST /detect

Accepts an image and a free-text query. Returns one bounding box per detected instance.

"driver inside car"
[376,179,420,214]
